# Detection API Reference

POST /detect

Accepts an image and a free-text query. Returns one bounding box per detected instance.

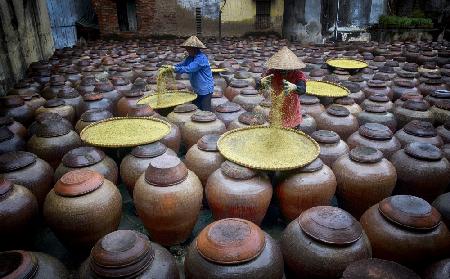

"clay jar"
[35,99,75,123]
[183,111,226,148]
[394,99,433,128]
[362,94,394,112]
[55,147,118,184]
[214,101,245,128]
[0,127,25,154]
[206,161,272,226]
[184,218,284,279]
[360,195,450,269]
[79,93,114,117]
[0,95,34,126]
[347,123,401,158]
[78,230,179,279]
[316,105,359,140]
[425,89,450,106]
[334,97,362,115]
[297,112,317,135]
[281,206,372,279]
[0,151,53,208]
[433,192,450,228]
[422,259,450,279]
[224,79,253,101]
[153,115,182,154]
[395,120,444,148]
[120,142,177,196]
[438,121,450,144]
[95,81,121,108]
[390,143,450,203]
[43,169,122,252]
[0,179,38,248]
[185,135,225,186]
[211,89,228,111]
[252,99,271,121]
[300,95,325,119]
[27,120,82,169]
[41,75,66,99]
[116,88,144,116]
[75,109,113,134]
[57,87,83,116]
[0,116,27,139]
[232,89,264,112]
[276,158,337,222]
[332,147,397,219]
[167,103,199,129]
[363,80,392,99]
[311,130,349,167]
[342,258,420,279]
[431,99,450,126]
[390,79,418,101]
[20,92,46,112]
[134,156,202,246]
[0,250,69,279]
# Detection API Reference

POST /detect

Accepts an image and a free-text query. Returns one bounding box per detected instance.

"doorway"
[116,0,137,32]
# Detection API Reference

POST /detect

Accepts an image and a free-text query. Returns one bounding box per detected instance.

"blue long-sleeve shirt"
[174,51,214,95]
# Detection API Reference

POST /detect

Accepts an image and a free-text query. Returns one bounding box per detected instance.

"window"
[255,0,271,30]
[116,0,137,32]
[196,7,202,36]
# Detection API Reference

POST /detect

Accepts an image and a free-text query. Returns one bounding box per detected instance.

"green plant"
[378,15,433,28]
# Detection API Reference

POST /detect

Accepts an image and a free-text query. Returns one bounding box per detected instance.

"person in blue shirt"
[166,36,215,111]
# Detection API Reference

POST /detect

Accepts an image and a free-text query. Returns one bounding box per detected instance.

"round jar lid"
[378,195,441,230]
[2,95,25,108]
[197,134,220,152]
[400,93,422,101]
[191,111,217,122]
[349,146,383,163]
[368,80,387,88]
[221,160,257,180]
[174,103,197,113]
[131,142,167,158]
[196,218,265,264]
[402,100,429,111]
[90,230,154,278]
[394,79,415,88]
[216,102,241,113]
[35,120,71,138]
[81,109,113,122]
[298,206,363,245]
[359,123,393,140]
[342,258,420,279]
[123,89,144,98]
[299,158,324,173]
[83,93,104,101]
[368,94,389,103]
[260,99,271,108]
[334,97,355,105]
[55,169,104,197]
[128,104,155,117]
[229,79,249,88]
[241,89,258,96]
[403,120,437,137]
[326,105,350,117]
[0,178,13,197]
[431,89,450,99]
[0,116,16,127]
[44,98,65,108]
[234,71,251,79]
[0,250,39,279]
[144,156,188,187]
[62,147,105,168]
[0,127,14,142]
[95,82,116,92]
[404,142,442,161]
[0,151,37,172]
[435,99,450,110]
[238,112,265,125]
[365,105,387,113]
[311,130,340,144]
[58,87,80,99]
[300,95,320,105]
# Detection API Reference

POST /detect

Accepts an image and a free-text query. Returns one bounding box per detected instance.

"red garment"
[266,69,306,128]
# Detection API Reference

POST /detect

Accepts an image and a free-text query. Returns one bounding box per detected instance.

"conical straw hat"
[266,46,306,70]
[181,36,207,49]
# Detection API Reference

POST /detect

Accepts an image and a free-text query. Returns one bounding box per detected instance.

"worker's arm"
[175,55,205,74]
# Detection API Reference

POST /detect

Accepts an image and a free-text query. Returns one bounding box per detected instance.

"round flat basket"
[217,126,320,171]
[211,68,228,73]
[306,80,350,98]
[137,90,197,109]
[80,117,171,148]
[326,58,368,69]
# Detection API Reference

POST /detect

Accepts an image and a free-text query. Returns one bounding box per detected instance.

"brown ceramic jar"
[27,120,82,169]
[343,81,366,104]
[252,99,271,121]
[360,195,450,269]
[395,120,444,148]
[357,105,397,132]
[316,105,359,140]
[276,158,336,222]
[79,93,114,117]
[425,89,450,106]
[227,111,267,130]
[431,99,450,126]
[57,87,83,116]
[362,94,394,112]
[75,109,113,134]
[116,88,144,117]
[206,161,272,225]
[0,179,38,249]
[363,80,392,99]
[185,218,284,279]
[281,206,372,279]
[418,76,447,97]
[347,123,401,158]
[311,130,349,167]
[334,97,362,115]
[55,147,118,184]
[167,104,199,129]
[214,102,245,128]
[153,115,182,154]
[120,142,177,196]
[224,79,253,101]
[41,75,66,99]
[433,192,450,228]
[95,81,122,109]
[134,156,202,246]
[342,258,420,279]
[183,111,226,148]
[77,76,97,94]
[0,116,27,139]
[390,143,450,203]
[44,170,122,252]
[20,92,46,112]
[333,147,397,219]
[0,127,25,154]
[211,89,228,111]
[394,100,433,128]
[390,79,418,101]
[422,259,450,279]
[35,99,75,123]
[394,92,423,108]
[0,95,34,126]
[232,89,264,112]
[0,250,69,279]
[78,230,179,279]
[300,95,325,119]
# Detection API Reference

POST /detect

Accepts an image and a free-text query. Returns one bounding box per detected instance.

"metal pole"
[219,6,222,42]
[334,0,339,41]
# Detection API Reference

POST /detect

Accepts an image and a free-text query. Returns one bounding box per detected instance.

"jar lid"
[404,142,442,161]
[58,87,80,99]
[0,151,37,172]
[234,71,251,79]
[368,80,387,88]
[191,111,217,122]
[334,97,355,105]
[174,103,197,113]
[0,178,13,197]
[397,70,417,78]
[241,89,258,96]
[238,112,265,125]
[2,95,24,108]
[260,99,271,108]
[311,130,340,144]
[83,93,104,101]
[0,250,39,279]
[112,77,130,86]
[349,146,383,163]
[435,99,450,110]
[197,134,220,152]
[298,206,363,245]
[62,147,105,168]
[430,89,450,99]
[299,158,324,173]
[365,105,387,113]
[216,102,241,113]
[342,258,420,279]
[221,160,257,180]
[55,169,104,197]
[368,94,389,103]
[394,79,415,88]
[300,95,320,105]
[379,66,395,74]
[402,100,429,111]
[379,195,441,230]
[196,218,265,264]
[327,105,350,117]
[123,89,144,98]
[131,142,167,158]
[403,120,437,137]
[230,79,249,88]
[348,76,365,83]
[35,120,71,137]
[0,127,14,141]
[359,123,393,140]
[44,98,65,108]
[144,156,188,187]
[81,109,113,122]
[90,230,154,278]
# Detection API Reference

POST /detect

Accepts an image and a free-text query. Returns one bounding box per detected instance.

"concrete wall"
[0,0,54,95]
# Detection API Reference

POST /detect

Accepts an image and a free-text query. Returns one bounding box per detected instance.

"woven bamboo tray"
[211,68,228,73]
[306,80,350,98]
[217,126,320,171]
[326,58,368,69]
[137,90,197,109]
[80,117,171,148]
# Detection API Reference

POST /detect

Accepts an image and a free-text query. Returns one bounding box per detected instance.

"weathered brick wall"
[91,0,120,35]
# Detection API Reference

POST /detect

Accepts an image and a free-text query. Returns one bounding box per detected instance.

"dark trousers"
[194,93,213,112]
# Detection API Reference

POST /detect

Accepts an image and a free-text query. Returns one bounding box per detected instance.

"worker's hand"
[260,74,273,88]
[283,80,297,96]
[161,65,175,72]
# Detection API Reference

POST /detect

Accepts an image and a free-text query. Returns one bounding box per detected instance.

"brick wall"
[91,0,119,35]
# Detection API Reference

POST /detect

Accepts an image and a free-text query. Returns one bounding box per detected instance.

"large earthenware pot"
[342,258,420,279]
[211,89,228,112]
[430,99,450,126]
[95,81,121,110]
[79,93,114,117]
[227,111,268,131]
[252,99,271,121]
[0,116,26,139]
[0,95,34,126]
[357,105,397,132]
[20,92,46,113]
[390,79,418,101]
[394,92,423,108]
[232,89,264,112]
[425,89,450,106]
[334,97,362,116]
[418,75,447,97]
[363,80,392,99]
[153,115,182,154]
[343,80,366,104]
[134,156,202,246]
[167,104,199,129]
[316,105,359,141]
[116,88,144,117]
[224,80,253,101]
[183,111,226,149]
[394,100,433,128]
[35,99,75,123]
[75,109,113,134]
[184,218,284,279]
[40,75,66,99]
[214,102,245,128]
[57,87,83,117]
[433,192,450,229]
[422,258,450,279]
[311,130,349,167]
[300,95,325,120]
[395,120,444,148]
[77,76,97,94]
[361,94,394,112]
[0,127,25,154]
